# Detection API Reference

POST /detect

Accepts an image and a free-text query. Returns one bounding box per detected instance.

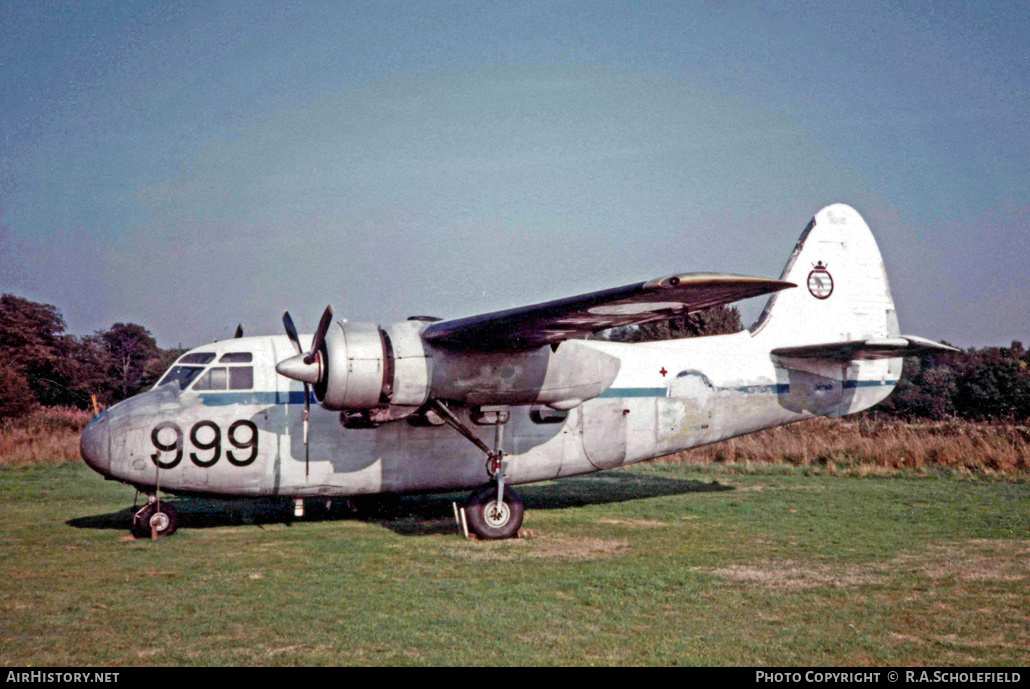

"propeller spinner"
[277,306,334,383]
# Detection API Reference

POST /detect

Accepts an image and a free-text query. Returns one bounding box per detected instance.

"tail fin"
[750,204,899,348]
[751,204,956,417]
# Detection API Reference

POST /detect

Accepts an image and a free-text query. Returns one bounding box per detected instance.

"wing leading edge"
[422,273,795,350]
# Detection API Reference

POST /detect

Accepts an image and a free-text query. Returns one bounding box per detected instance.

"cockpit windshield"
[157,365,206,390]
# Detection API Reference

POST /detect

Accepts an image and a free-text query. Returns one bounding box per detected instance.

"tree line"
[878,341,1030,423]
[0,294,182,419]
[1,294,1027,423]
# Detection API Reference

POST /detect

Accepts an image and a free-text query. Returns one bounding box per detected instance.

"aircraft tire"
[465,486,523,540]
[131,502,179,538]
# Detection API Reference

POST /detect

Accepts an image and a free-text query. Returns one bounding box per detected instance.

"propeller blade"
[277,305,334,480]
[282,311,303,355]
[234,324,244,339]
[303,382,310,477]
[305,305,335,365]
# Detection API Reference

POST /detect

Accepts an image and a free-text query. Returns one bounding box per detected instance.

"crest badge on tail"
[807,261,833,299]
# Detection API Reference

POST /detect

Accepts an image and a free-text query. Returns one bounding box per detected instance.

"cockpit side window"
[158,366,206,390]
[156,350,255,392]
[191,365,254,391]
[193,367,228,391]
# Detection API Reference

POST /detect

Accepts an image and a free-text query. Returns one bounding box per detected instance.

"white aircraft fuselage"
[80,329,898,498]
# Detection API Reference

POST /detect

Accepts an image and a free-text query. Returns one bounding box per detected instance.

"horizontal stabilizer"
[771,336,958,361]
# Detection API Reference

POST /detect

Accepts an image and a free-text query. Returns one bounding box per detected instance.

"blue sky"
[1,1,1027,348]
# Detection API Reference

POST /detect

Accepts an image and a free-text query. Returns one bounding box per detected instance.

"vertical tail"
[749,204,954,417]
[751,204,902,416]
[750,204,900,349]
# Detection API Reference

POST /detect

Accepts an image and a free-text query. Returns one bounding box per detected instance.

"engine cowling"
[307,319,434,412]
[314,322,390,410]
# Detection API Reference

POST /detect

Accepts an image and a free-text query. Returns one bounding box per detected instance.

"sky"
[1,1,1027,349]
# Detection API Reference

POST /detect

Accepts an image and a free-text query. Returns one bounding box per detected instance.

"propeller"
[279,305,334,478]
[306,306,335,365]
[234,324,244,339]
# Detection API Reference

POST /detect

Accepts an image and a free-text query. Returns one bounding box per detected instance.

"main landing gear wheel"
[131,502,179,538]
[465,486,523,540]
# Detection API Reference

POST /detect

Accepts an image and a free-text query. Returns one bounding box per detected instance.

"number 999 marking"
[226,420,258,466]
[151,422,184,469]
[150,420,259,469]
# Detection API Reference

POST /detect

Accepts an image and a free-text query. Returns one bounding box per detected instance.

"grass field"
[1,453,1028,666]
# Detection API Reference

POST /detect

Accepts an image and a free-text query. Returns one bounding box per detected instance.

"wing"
[771,335,959,361]
[422,273,795,350]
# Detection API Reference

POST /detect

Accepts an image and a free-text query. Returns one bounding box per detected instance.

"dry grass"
[0,407,93,466]
[709,539,1030,591]
[444,533,630,561]
[709,560,882,590]
[664,416,1030,474]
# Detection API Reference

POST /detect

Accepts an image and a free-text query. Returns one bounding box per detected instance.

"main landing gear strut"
[428,400,524,540]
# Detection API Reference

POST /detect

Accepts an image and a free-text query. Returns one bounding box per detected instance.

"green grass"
[1,462,1028,666]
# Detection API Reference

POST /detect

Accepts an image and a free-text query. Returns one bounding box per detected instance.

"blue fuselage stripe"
[198,391,312,406]
[196,380,899,406]
[598,388,668,398]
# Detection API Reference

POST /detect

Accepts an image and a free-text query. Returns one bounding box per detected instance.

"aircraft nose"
[80,413,110,474]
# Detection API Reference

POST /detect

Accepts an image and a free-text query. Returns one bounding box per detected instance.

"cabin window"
[158,366,205,390]
[219,352,253,363]
[193,367,228,391]
[192,366,254,391]
[229,367,254,390]
[178,352,216,365]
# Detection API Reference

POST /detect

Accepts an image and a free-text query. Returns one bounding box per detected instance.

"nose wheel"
[131,499,179,538]
[465,485,524,540]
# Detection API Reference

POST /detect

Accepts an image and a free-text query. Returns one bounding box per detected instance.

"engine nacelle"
[428,340,620,408]
[315,322,391,410]
[298,318,618,414]
[314,320,433,412]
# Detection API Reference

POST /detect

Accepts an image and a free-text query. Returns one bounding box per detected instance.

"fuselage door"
[581,399,628,470]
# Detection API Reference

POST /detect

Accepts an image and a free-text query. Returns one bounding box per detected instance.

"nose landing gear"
[131,497,179,538]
